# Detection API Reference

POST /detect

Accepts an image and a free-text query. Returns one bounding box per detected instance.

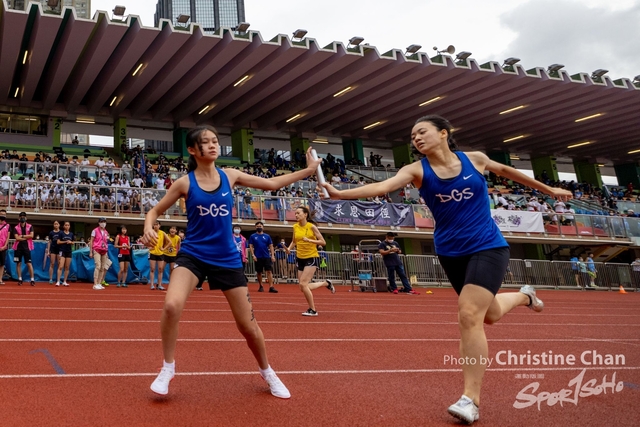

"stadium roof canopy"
[1,2,639,162]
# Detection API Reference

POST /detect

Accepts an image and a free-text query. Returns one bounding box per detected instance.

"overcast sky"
[91,0,640,80]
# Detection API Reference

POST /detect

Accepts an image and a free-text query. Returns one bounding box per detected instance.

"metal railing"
[239,250,640,291]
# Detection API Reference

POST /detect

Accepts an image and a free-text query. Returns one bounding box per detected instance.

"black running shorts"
[296,257,319,272]
[255,257,273,273]
[148,253,165,262]
[437,246,510,295]
[14,248,32,264]
[173,253,247,291]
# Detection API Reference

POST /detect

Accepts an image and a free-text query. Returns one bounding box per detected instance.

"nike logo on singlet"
[222,192,229,196]
[463,175,472,180]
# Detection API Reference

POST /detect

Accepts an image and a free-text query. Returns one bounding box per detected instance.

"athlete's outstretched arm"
[467,152,572,201]
[142,177,188,247]
[322,162,420,200]
[226,147,322,191]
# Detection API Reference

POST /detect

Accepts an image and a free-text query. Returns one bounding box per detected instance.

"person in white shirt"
[0,171,11,195]
[77,192,87,209]
[563,203,575,225]
[155,176,166,190]
[94,156,106,169]
[80,157,91,179]
[132,176,144,188]
[65,191,77,209]
[496,193,508,207]
[507,200,516,210]
[526,197,539,212]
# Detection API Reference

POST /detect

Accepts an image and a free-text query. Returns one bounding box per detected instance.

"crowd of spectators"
[4,145,640,221]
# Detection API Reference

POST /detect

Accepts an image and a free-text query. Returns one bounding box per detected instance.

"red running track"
[0,282,639,426]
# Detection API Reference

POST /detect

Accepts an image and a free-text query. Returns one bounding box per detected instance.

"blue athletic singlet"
[418,152,507,257]
[179,169,242,268]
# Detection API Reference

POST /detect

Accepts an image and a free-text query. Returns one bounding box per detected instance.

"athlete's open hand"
[141,229,158,248]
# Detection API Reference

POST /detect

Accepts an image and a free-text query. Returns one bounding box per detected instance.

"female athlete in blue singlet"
[142,125,321,399]
[322,115,572,425]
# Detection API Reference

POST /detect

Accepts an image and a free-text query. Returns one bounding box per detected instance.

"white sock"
[259,365,274,376]
[163,360,175,371]
[18,277,22,281]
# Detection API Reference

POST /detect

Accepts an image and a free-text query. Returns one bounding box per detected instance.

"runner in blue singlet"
[322,115,572,425]
[142,125,322,400]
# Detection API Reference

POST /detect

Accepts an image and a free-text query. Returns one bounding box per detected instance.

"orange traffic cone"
[619,285,627,294]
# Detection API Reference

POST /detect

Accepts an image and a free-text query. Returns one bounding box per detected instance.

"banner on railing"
[310,200,415,227]
[491,210,544,233]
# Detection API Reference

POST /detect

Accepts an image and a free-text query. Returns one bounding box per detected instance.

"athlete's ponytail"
[185,125,220,172]
[298,205,316,225]
[411,115,458,159]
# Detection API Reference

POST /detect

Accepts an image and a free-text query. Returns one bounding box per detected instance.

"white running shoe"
[326,279,336,294]
[62,282,69,287]
[261,371,291,399]
[448,395,479,424]
[55,282,60,287]
[520,285,544,312]
[93,284,104,290]
[150,367,175,395]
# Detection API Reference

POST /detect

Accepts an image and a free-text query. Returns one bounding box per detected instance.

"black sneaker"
[326,279,336,294]
[269,287,278,293]
[30,280,35,287]
[302,308,318,316]
[258,286,264,292]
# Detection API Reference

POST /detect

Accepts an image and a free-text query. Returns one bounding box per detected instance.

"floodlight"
[405,44,422,54]
[348,36,365,47]
[591,69,609,79]
[176,14,190,24]
[547,64,565,73]
[455,51,472,61]
[502,57,520,66]
[633,75,640,83]
[292,29,308,40]
[234,22,250,32]
[112,5,126,17]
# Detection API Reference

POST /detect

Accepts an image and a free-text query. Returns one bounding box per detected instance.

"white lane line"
[0,338,638,343]
[1,306,639,317]
[1,318,640,326]
[1,366,639,380]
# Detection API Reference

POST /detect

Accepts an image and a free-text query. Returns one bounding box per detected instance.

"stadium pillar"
[397,238,419,255]
[573,161,603,187]
[342,138,364,165]
[524,243,545,260]
[231,128,254,163]
[530,156,559,181]
[51,118,62,148]
[324,234,341,252]
[290,136,310,165]
[392,144,413,168]
[173,128,189,157]
[613,163,640,188]
[487,151,512,166]
[113,118,127,157]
